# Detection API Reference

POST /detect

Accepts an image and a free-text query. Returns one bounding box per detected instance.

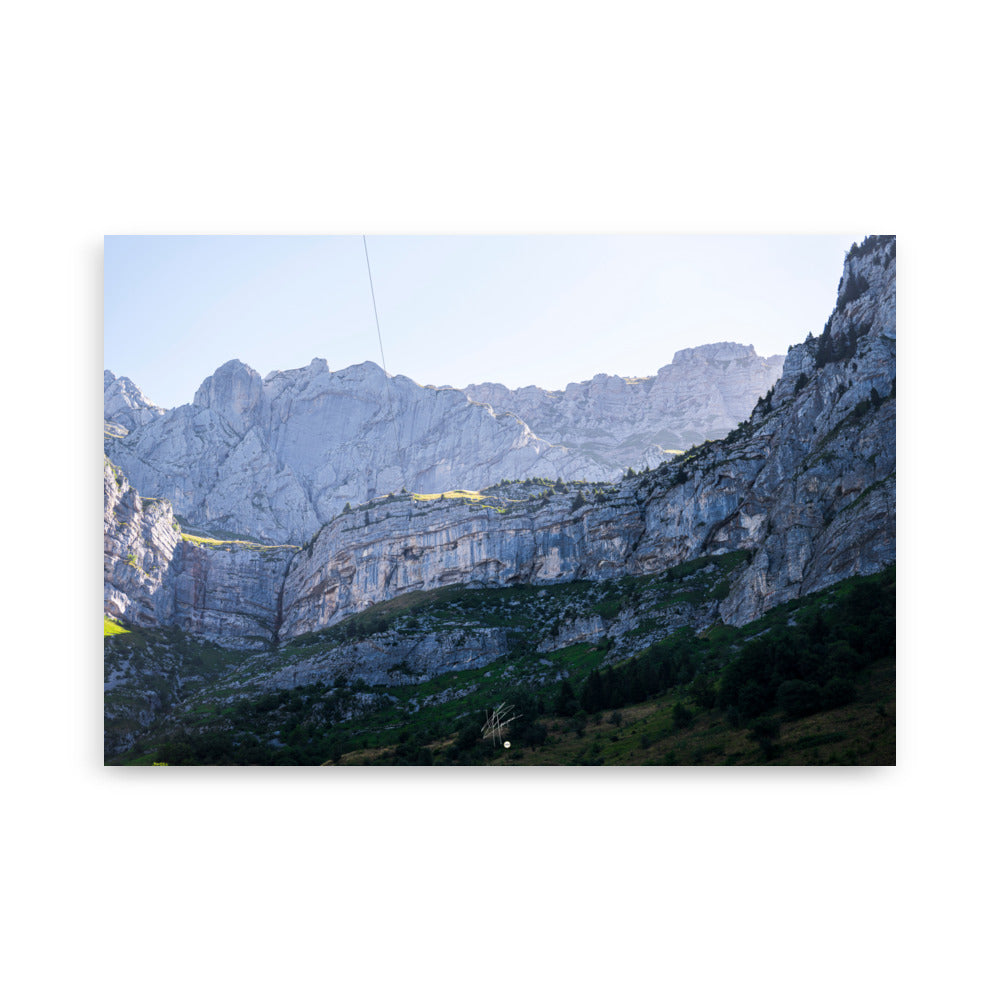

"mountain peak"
[670,343,759,366]
[193,359,264,426]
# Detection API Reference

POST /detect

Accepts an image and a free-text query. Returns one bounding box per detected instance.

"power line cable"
[362,235,405,489]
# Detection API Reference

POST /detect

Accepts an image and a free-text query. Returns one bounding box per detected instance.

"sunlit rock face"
[104,371,165,434]
[104,459,295,649]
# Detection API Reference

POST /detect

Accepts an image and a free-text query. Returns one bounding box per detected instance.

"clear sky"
[104,234,864,409]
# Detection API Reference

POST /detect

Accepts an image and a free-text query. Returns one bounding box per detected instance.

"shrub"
[672,702,693,729]
[737,679,769,721]
[776,679,824,719]
[520,722,548,748]
[748,716,780,742]
[821,676,857,710]
[455,719,481,750]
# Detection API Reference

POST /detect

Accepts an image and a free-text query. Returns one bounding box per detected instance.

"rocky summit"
[104,236,896,763]
[465,342,784,471]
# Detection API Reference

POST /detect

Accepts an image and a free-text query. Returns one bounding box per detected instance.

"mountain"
[104,236,895,762]
[104,345,783,544]
[105,236,894,645]
[279,238,894,635]
[104,371,164,436]
[464,342,784,470]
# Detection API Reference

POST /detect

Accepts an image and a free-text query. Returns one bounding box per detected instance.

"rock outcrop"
[261,627,510,690]
[104,457,182,625]
[104,371,165,436]
[104,458,295,648]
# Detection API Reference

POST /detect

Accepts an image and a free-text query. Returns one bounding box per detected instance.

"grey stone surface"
[464,342,784,468]
[104,458,295,648]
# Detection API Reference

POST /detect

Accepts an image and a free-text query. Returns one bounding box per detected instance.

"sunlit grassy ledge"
[104,616,129,637]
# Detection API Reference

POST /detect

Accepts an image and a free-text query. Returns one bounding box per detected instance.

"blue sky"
[105,234,864,409]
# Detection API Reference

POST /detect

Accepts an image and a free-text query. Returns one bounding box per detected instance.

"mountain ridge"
[104,341,784,543]
[464,341,784,470]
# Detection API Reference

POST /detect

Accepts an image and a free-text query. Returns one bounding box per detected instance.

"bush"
[748,716,780,742]
[520,722,548,748]
[455,719,482,750]
[737,679,769,721]
[776,679,824,719]
[672,702,693,728]
[821,676,857,710]
[747,717,781,760]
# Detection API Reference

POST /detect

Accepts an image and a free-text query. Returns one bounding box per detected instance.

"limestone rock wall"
[104,459,295,648]
[105,359,610,543]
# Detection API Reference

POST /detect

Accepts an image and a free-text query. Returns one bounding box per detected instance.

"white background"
[4,1,997,998]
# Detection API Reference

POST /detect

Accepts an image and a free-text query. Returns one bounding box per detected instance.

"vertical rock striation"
[104,458,295,647]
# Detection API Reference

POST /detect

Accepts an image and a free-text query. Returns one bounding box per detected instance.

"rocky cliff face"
[104,457,182,625]
[104,459,295,648]
[104,371,165,435]
[464,342,784,470]
[104,341,782,544]
[104,358,612,543]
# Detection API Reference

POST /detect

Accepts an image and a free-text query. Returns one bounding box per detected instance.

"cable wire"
[362,235,405,487]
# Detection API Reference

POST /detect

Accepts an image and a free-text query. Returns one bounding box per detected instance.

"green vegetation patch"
[180,532,298,552]
[104,616,130,637]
